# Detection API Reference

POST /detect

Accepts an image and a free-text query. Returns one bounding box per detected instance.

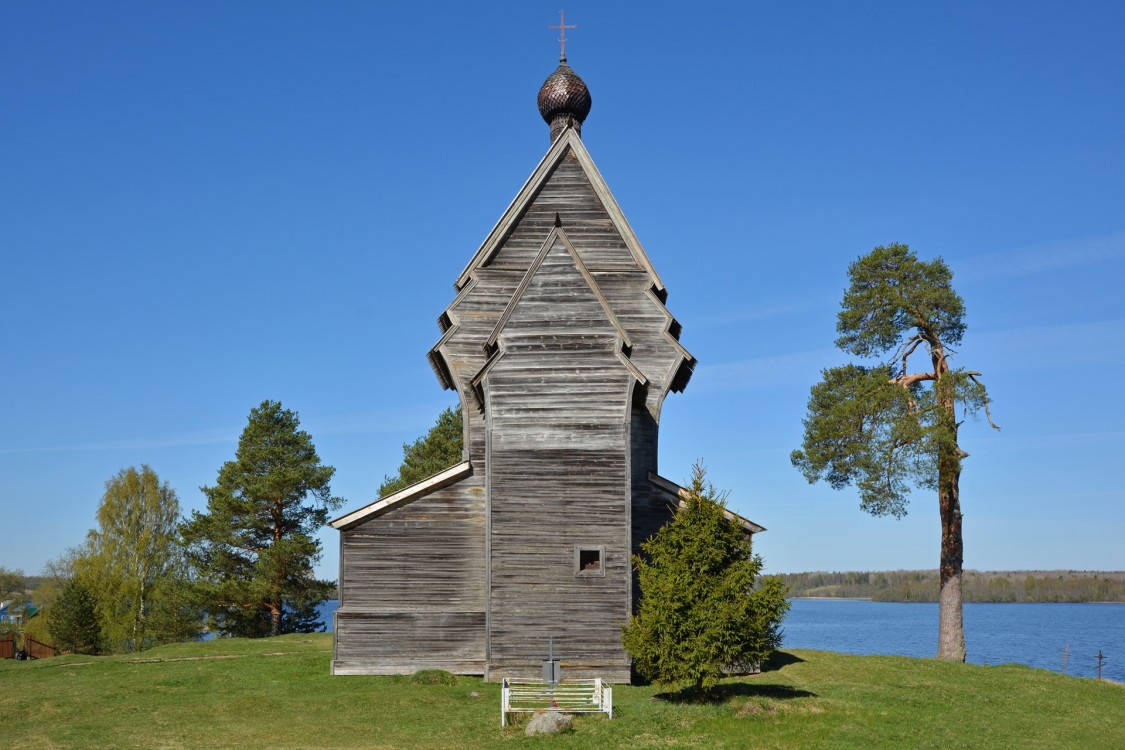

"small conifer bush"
[622,463,789,694]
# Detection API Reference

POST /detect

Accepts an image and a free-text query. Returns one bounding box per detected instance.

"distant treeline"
[778,570,1125,603]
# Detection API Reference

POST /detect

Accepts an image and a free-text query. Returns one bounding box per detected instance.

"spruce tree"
[622,464,788,694]
[47,578,102,655]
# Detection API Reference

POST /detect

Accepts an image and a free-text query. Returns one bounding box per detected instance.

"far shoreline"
[789,597,1125,604]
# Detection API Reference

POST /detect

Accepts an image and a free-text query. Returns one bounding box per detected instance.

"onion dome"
[537,56,592,142]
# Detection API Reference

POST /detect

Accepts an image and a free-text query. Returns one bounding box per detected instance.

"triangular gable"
[485,223,634,352]
[464,223,648,412]
[649,472,766,535]
[454,126,665,293]
[330,461,473,530]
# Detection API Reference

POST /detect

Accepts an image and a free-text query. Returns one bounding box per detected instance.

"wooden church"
[330,53,763,682]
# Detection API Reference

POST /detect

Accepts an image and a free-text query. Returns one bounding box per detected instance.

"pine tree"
[792,244,998,661]
[182,400,343,637]
[622,464,789,694]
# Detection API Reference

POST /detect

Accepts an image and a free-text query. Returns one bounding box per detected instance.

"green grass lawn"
[2,634,1121,749]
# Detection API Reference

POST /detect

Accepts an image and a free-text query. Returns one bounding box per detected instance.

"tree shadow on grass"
[653,682,817,705]
[761,650,805,672]
[632,651,806,687]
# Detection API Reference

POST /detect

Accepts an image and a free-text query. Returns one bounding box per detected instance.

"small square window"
[575,546,606,577]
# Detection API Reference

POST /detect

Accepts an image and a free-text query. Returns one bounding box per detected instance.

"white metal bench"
[500,677,613,727]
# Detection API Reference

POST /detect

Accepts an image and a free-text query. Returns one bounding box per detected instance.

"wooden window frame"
[574,545,606,577]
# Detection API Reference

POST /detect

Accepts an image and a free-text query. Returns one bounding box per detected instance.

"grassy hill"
[1,633,1121,749]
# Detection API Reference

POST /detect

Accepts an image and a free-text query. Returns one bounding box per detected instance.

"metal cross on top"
[549,10,577,60]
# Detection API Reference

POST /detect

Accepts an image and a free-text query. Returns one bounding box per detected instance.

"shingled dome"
[537,57,592,141]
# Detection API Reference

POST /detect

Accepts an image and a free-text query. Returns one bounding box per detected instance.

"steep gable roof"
[431,125,696,399]
[455,127,665,293]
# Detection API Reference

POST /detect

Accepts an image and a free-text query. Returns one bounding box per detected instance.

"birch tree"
[74,465,197,651]
[792,243,998,661]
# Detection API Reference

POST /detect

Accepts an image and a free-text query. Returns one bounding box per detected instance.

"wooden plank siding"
[333,612,485,675]
[485,459,632,682]
[481,234,637,683]
[487,155,639,273]
[332,477,487,675]
[477,150,692,412]
[629,403,674,564]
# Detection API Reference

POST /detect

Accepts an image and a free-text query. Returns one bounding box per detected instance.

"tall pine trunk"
[270,497,283,637]
[936,413,966,662]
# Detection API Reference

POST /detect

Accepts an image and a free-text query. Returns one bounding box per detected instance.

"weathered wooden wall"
[332,476,487,675]
[629,402,675,570]
[482,238,636,682]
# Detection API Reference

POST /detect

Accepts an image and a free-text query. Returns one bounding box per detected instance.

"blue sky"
[3,2,1123,581]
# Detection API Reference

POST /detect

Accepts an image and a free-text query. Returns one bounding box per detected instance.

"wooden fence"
[25,636,57,659]
[0,632,13,659]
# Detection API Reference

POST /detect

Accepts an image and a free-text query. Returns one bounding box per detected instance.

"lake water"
[315,598,1124,682]
[784,599,1125,682]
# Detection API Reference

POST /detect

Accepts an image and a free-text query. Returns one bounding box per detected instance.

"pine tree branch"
[892,371,936,388]
[967,374,1001,430]
[894,334,927,377]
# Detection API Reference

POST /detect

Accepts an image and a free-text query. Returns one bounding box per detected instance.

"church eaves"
[463,222,649,412]
[329,461,474,530]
